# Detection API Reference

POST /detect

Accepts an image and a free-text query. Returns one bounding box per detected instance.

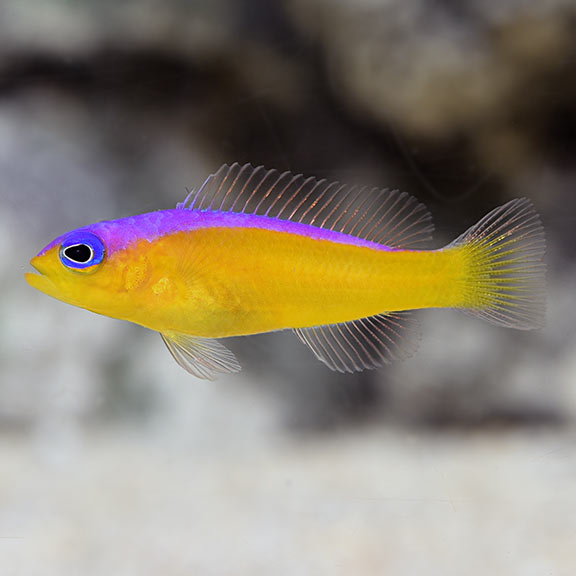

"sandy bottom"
[0,426,574,576]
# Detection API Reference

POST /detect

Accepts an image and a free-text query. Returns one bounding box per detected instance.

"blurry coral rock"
[288,0,576,175]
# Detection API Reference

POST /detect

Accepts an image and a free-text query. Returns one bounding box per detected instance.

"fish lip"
[25,269,56,295]
[30,261,42,274]
[25,257,55,293]
[29,255,48,275]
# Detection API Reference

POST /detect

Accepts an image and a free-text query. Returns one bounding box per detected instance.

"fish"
[26,163,546,379]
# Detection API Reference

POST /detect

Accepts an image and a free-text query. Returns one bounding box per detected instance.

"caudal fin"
[449,198,546,330]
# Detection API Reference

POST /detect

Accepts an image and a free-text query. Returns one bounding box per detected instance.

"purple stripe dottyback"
[39,209,395,257]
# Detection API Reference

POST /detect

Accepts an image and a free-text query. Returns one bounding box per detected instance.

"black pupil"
[64,244,92,263]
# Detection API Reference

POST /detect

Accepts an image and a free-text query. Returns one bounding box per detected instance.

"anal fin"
[161,331,241,380]
[293,312,420,373]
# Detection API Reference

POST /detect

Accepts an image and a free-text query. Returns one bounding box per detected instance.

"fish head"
[26,226,124,314]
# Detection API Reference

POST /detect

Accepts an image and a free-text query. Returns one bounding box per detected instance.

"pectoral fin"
[161,331,241,380]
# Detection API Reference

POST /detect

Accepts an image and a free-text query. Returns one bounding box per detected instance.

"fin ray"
[293,312,420,373]
[449,198,546,329]
[161,332,241,380]
[179,164,434,248]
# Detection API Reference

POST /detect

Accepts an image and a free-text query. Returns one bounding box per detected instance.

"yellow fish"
[26,164,546,379]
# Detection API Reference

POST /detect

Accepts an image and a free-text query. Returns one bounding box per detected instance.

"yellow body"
[26,179,546,379]
[29,227,472,338]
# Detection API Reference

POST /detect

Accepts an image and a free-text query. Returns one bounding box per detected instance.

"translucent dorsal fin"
[293,312,420,373]
[178,164,434,248]
[161,331,241,380]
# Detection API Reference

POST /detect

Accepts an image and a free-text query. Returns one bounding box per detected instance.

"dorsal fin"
[178,163,434,248]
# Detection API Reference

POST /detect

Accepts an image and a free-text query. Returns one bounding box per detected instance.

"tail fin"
[449,198,546,330]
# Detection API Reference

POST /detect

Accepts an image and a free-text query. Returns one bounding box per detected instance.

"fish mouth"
[25,270,52,292]
[29,256,47,274]
[25,257,56,295]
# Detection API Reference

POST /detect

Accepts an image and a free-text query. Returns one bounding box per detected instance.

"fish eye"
[63,243,93,263]
[59,231,105,270]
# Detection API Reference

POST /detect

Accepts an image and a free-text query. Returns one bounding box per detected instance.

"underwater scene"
[2,1,576,574]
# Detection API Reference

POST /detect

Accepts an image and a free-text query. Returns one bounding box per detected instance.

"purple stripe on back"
[44,209,395,255]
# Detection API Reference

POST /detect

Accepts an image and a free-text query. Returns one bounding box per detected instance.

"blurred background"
[2,0,576,574]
